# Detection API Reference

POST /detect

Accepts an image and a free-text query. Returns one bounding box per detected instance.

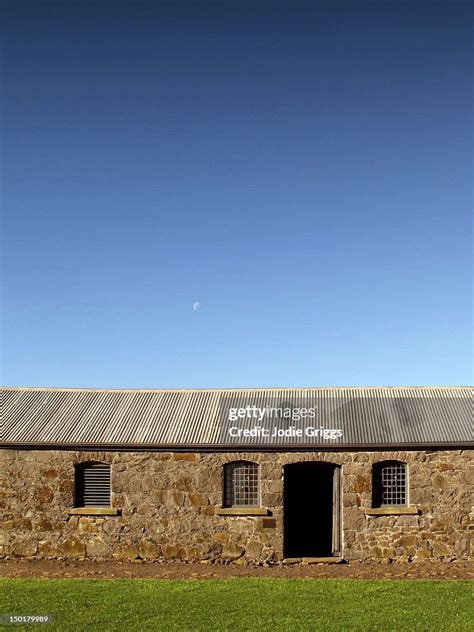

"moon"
[192,302,201,311]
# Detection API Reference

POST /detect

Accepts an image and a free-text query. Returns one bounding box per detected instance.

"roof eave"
[1,441,472,452]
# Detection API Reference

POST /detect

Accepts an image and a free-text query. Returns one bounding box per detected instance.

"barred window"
[74,462,111,508]
[372,461,407,507]
[224,461,259,507]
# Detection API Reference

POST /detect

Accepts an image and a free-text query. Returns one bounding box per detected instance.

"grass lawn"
[0,578,472,631]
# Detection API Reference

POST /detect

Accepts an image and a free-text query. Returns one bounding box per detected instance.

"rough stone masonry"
[0,448,472,563]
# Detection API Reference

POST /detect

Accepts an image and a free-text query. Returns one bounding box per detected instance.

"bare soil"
[0,559,472,580]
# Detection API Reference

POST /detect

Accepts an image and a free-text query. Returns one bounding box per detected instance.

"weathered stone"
[245,540,263,559]
[12,539,37,557]
[382,547,396,559]
[0,450,17,460]
[38,541,61,557]
[353,475,370,493]
[464,465,474,485]
[453,537,469,556]
[162,490,185,507]
[266,480,282,493]
[86,538,110,558]
[344,508,365,530]
[15,518,32,530]
[343,493,358,507]
[201,506,215,516]
[437,463,455,472]
[18,451,52,462]
[34,518,53,531]
[139,476,156,493]
[173,453,197,461]
[162,544,183,559]
[138,540,159,559]
[1,520,15,531]
[78,518,101,534]
[221,543,244,560]
[414,548,433,559]
[180,546,201,561]
[42,468,58,478]
[113,543,139,560]
[431,541,451,558]
[353,454,369,463]
[213,533,229,544]
[398,535,416,548]
[188,492,209,507]
[62,536,85,557]
[431,515,454,530]
[58,479,74,494]
[394,515,420,528]
[432,474,447,491]
[34,486,54,506]
[203,542,223,560]
[102,519,120,536]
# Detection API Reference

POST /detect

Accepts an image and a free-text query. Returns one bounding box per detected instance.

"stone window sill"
[66,507,121,516]
[365,507,419,516]
[215,507,269,516]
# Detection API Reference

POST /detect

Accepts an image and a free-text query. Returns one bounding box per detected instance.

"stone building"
[1,386,472,563]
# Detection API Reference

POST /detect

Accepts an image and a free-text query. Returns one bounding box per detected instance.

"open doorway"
[283,461,341,558]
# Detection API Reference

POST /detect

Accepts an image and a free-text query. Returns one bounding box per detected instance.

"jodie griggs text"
[228,426,343,439]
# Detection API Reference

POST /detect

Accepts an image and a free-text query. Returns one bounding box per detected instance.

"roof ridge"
[1,385,472,393]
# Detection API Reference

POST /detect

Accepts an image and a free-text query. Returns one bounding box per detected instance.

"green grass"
[0,578,472,631]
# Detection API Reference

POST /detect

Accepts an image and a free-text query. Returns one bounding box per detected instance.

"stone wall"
[0,449,472,563]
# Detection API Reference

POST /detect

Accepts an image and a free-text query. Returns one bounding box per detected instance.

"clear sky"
[1,1,472,389]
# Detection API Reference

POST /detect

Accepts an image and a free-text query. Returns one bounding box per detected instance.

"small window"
[224,461,259,507]
[372,461,407,507]
[74,462,111,508]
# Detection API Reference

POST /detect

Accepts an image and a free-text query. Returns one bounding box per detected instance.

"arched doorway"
[283,461,341,558]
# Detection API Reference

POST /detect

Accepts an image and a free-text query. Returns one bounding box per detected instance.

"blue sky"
[1,1,472,388]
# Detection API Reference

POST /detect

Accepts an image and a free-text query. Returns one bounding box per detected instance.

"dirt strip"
[0,559,472,580]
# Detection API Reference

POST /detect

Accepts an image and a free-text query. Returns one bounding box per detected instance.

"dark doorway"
[283,461,340,558]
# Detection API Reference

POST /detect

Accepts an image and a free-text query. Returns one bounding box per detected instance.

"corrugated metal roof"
[1,386,472,449]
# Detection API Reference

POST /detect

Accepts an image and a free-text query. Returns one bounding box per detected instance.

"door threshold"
[283,557,343,564]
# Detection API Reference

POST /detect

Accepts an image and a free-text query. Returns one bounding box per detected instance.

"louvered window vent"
[74,462,111,508]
